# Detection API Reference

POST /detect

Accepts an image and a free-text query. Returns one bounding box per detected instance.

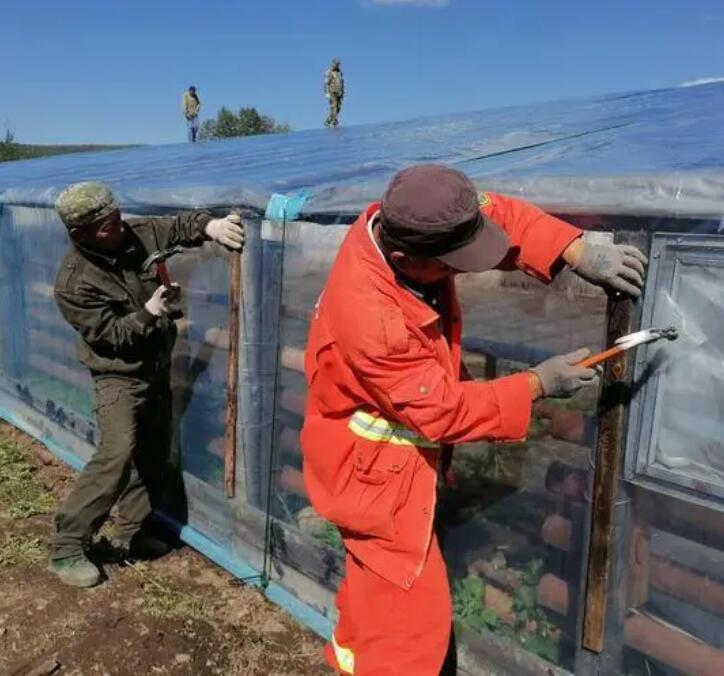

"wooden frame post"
[582,269,637,652]
[224,250,242,498]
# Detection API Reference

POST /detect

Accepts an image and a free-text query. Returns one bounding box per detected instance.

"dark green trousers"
[51,373,171,559]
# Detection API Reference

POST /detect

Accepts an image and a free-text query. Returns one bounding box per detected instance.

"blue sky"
[2,0,723,145]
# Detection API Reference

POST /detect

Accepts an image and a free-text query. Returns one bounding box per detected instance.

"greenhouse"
[1,81,724,675]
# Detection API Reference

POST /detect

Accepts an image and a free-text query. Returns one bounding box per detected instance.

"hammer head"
[142,245,184,272]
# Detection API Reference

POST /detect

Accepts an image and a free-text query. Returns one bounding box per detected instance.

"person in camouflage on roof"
[49,182,244,587]
[324,58,344,128]
[182,85,201,142]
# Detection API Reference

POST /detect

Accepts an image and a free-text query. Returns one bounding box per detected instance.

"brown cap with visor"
[379,164,510,273]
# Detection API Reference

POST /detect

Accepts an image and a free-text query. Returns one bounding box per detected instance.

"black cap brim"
[435,215,510,273]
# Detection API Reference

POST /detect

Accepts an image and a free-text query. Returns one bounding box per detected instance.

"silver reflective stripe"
[332,633,355,674]
[348,411,440,449]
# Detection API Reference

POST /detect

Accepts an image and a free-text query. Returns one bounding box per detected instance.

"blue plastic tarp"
[1,83,724,216]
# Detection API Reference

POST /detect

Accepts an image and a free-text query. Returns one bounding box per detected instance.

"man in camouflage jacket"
[50,182,244,587]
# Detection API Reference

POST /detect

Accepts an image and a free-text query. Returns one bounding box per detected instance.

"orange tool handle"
[577,345,626,369]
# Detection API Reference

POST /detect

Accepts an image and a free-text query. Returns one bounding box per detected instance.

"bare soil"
[0,421,327,676]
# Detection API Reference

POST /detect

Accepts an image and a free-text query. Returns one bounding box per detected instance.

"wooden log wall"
[542,508,724,674]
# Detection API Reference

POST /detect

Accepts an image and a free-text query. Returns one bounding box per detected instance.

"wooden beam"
[280,346,305,373]
[542,514,573,552]
[543,516,724,616]
[582,292,635,652]
[279,388,306,417]
[628,526,651,609]
[541,580,724,675]
[537,573,570,616]
[29,328,76,361]
[625,614,724,676]
[650,555,724,618]
[279,465,307,498]
[224,251,241,498]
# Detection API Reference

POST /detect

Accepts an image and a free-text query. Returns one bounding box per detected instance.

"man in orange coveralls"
[301,164,646,675]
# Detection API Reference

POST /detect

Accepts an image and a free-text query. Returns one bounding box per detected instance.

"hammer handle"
[157,263,172,287]
[577,345,626,369]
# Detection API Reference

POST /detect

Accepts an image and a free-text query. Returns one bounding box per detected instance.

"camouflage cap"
[55,182,119,228]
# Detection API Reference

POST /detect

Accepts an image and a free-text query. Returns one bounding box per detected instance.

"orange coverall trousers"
[324,534,454,675]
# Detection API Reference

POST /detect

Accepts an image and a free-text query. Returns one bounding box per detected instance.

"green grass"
[0,533,45,566]
[130,563,208,620]
[142,583,208,620]
[0,440,56,518]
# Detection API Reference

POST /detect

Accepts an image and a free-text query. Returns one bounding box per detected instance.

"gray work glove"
[205,213,245,251]
[144,284,181,317]
[573,242,648,297]
[532,348,598,398]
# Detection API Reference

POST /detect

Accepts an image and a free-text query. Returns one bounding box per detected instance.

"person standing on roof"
[301,164,647,675]
[182,85,201,142]
[49,182,244,588]
[324,59,344,128]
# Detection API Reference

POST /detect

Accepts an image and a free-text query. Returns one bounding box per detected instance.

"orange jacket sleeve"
[482,192,582,282]
[336,321,532,446]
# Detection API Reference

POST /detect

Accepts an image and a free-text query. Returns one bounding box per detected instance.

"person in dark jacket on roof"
[49,181,244,587]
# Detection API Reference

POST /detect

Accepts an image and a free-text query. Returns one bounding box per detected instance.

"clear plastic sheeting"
[2,83,724,676]
[3,198,724,674]
[2,83,724,218]
[267,220,347,601]
[628,234,724,502]
[0,205,94,448]
[441,278,606,671]
[617,231,724,676]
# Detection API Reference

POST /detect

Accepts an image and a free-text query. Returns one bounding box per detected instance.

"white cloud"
[680,76,724,87]
[370,0,450,7]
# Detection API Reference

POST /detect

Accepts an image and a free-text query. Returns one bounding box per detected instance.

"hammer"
[141,245,184,286]
[142,245,184,319]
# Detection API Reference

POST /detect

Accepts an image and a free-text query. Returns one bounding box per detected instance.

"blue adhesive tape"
[157,512,333,639]
[264,190,310,222]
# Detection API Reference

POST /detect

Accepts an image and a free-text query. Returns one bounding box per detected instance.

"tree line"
[199,106,291,140]
[0,130,22,162]
[0,105,291,163]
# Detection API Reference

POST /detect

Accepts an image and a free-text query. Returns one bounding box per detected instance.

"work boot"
[48,552,101,588]
[128,531,170,560]
[108,531,170,561]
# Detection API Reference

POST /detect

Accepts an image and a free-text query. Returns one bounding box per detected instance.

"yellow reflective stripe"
[332,633,355,674]
[348,411,439,449]
[350,411,437,447]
